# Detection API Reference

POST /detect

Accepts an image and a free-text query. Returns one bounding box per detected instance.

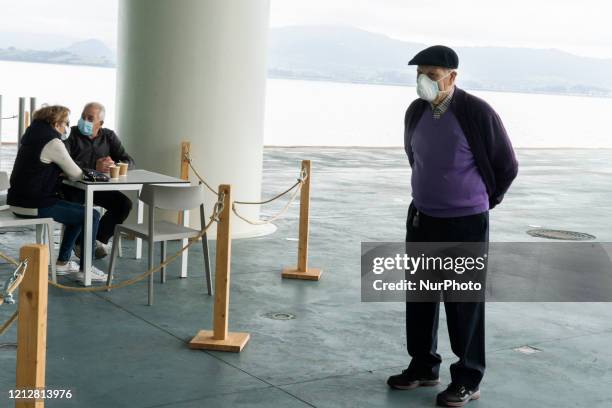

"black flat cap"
[408,45,459,69]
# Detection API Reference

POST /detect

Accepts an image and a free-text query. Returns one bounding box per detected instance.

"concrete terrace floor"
[1,146,612,408]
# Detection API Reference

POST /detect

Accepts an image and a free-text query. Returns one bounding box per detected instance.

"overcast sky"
[270,0,612,58]
[0,0,610,58]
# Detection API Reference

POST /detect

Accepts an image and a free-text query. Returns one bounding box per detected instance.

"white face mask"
[416,72,452,102]
[55,123,69,140]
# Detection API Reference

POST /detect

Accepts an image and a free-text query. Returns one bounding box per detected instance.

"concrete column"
[116,0,274,238]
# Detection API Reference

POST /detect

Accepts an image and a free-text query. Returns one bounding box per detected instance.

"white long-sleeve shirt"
[40,139,83,180]
[10,139,83,216]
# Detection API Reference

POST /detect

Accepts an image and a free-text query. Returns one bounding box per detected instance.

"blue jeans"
[36,200,100,266]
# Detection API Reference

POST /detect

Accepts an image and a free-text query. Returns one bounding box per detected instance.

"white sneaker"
[55,261,80,276]
[71,265,108,283]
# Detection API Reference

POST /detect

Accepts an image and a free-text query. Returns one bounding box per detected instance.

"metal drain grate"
[527,229,595,241]
[263,312,296,320]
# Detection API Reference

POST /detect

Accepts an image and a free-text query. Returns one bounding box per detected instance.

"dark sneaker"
[387,369,440,390]
[74,242,109,260]
[94,241,110,259]
[436,383,480,407]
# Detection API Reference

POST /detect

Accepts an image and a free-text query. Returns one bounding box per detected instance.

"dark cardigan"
[404,87,519,209]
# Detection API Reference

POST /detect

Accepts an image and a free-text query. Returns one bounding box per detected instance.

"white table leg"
[47,221,57,283]
[181,209,189,278]
[83,187,94,286]
[135,196,144,259]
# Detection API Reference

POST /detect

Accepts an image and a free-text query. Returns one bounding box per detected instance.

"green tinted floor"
[1,147,612,407]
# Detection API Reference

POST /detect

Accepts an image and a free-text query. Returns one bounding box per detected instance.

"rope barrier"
[0,193,222,296]
[231,167,307,225]
[48,194,223,293]
[0,257,28,335]
[232,181,303,225]
[185,152,309,225]
[48,219,214,292]
[3,151,308,292]
[0,311,18,336]
[184,153,219,196]
[1,115,18,120]
[0,191,222,336]
[0,252,19,266]
[0,152,319,337]
[0,257,26,303]
[233,166,307,205]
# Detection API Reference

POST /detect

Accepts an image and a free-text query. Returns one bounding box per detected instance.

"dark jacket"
[7,120,63,208]
[404,87,518,209]
[64,127,135,170]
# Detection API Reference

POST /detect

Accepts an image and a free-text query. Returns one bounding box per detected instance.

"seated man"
[63,102,135,259]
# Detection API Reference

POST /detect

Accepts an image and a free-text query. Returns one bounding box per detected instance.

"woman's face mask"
[416,71,452,102]
[56,120,70,139]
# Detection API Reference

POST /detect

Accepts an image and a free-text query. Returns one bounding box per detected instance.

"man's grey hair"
[82,102,106,121]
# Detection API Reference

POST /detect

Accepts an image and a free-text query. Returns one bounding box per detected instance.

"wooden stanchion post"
[178,141,191,225]
[16,244,49,408]
[282,160,322,280]
[189,185,250,352]
[24,111,30,129]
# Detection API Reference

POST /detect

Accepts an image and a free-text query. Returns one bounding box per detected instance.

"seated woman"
[7,105,107,282]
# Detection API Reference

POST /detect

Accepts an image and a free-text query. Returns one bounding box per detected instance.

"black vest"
[7,120,63,208]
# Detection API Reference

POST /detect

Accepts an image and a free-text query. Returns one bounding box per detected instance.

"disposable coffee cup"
[109,165,120,179]
[119,162,128,176]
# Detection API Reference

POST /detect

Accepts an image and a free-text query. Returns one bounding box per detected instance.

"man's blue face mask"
[78,117,94,137]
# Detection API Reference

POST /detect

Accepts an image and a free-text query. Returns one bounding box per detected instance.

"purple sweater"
[410,108,489,217]
[405,87,518,210]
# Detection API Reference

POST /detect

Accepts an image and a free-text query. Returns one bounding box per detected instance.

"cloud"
[1,0,609,57]
[270,0,612,58]
[0,0,117,48]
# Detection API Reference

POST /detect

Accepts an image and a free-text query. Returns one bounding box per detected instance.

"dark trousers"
[61,185,133,244]
[405,202,488,389]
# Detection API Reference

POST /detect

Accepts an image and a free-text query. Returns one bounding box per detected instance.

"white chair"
[107,183,212,306]
[0,171,57,282]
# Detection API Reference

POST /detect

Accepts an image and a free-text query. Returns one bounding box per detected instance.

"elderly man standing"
[386,46,518,406]
[63,102,135,258]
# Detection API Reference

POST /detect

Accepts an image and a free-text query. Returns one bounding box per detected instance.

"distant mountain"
[0,38,115,67]
[268,26,612,97]
[63,39,115,65]
[1,27,611,97]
